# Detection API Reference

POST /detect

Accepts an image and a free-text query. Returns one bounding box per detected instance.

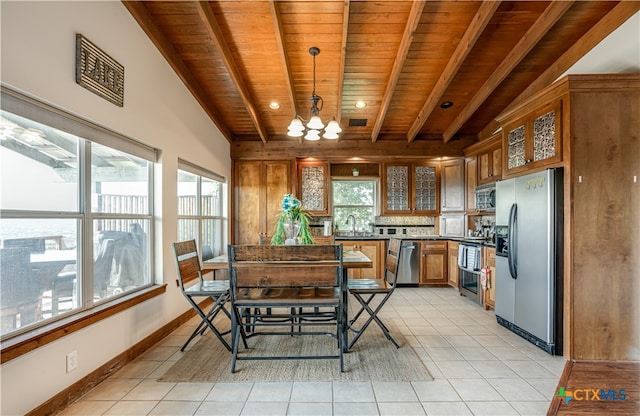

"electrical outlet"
[66,350,78,373]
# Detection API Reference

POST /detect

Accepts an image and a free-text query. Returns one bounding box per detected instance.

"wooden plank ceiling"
[123,1,637,147]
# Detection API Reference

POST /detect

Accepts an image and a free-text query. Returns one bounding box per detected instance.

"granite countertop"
[334,234,495,246]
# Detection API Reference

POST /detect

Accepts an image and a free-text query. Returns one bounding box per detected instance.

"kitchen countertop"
[334,234,495,247]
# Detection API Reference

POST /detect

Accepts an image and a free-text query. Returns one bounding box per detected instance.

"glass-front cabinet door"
[382,163,411,214]
[412,162,439,213]
[503,101,562,176]
[382,162,439,215]
[298,160,329,215]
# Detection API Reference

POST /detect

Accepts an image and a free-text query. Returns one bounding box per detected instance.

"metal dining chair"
[172,240,247,352]
[227,243,345,372]
[347,238,402,350]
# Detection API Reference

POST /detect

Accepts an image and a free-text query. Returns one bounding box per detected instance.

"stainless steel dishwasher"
[396,240,420,284]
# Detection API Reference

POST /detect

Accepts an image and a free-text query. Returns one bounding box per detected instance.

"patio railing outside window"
[177,162,227,262]
[0,88,156,339]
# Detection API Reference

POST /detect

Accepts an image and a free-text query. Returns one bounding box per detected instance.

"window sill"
[0,284,167,364]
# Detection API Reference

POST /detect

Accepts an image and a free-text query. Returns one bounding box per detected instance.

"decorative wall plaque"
[76,34,124,107]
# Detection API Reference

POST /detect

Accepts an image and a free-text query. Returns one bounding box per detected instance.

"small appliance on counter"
[323,220,333,236]
[475,183,496,211]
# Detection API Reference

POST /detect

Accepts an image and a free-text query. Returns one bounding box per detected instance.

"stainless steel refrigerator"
[495,168,563,355]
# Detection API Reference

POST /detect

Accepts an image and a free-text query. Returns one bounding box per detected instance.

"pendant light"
[287,47,341,141]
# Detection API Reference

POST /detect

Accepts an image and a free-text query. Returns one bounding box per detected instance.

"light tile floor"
[59,287,565,416]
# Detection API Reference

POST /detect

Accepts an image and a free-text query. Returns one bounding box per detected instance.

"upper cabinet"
[477,135,502,185]
[234,160,291,244]
[382,162,439,215]
[440,158,465,212]
[501,101,562,177]
[465,157,477,212]
[297,160,329,215]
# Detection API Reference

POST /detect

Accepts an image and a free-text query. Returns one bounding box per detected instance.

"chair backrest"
[228,244,342,290]
[2,237,46,253]
[94,238,116,293]
[202,245,214,261]
[173,240,203,287]
[313,235,335,244]
[383,238,402,286]
[0,247,38,307]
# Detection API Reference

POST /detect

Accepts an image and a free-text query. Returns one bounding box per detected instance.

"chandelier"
[287,47,342,141]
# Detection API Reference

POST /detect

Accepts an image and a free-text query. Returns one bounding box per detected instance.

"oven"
[458,244,483,304]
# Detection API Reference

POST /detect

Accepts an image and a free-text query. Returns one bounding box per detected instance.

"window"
[332,179,377,233]
[0,87,155,338]
[177,160,227,261]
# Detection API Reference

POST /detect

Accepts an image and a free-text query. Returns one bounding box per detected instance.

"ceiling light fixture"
[287,47,341,141]
[354,101,367,109]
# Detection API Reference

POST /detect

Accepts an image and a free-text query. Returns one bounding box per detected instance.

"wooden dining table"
[204,247,372,352]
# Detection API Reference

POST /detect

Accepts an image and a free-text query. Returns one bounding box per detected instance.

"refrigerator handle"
[508,203,518,279]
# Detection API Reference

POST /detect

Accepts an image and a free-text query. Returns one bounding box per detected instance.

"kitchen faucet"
[345,215,357,236]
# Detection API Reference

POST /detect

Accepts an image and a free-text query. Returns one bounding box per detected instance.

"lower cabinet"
[447,241,459,289]
[340,240,383,279]
[420,241,448,285]
[482,246,496,310]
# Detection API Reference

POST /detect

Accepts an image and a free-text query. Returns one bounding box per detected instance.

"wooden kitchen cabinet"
[382,162,439,215]
[447,241,459,289]
[496,74,640,360]
[477,135,502,185]
[439,213,466,237]
[482,246,496,310]
[419,241,447,285]
[341,240,383,279]
[234,160,291,244]
[566,74,639,361]
[465,157,477,213]
[440,158,465,212]
[297,160,329,215]
[500,100,562,177]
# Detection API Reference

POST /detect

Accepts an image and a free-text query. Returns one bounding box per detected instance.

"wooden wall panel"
[235,161,262,244]
[570,84,640,361]
[264,161,291,237]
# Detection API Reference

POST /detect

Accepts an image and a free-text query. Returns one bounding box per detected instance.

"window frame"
[177,159,227,262]
[0,86,162,359]
[331,178,379,232]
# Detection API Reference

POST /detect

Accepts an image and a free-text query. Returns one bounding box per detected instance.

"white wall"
[563,11,640,76]
[0,2,230,415]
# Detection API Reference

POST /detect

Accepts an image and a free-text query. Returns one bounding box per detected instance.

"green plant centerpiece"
[271,194,314,245]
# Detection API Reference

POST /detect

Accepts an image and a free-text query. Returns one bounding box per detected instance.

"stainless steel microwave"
[474,183,496,211]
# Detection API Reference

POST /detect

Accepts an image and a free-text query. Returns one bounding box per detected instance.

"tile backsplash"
[375,216,436,237]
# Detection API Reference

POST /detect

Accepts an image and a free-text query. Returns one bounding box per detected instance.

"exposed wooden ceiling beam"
[231,137,476,160]
[122,1,234,142]
[407,1,501,143]
[195,1,269,144]
[270,1,296,119]
[371,0,426,143]
[336,0,350,127]
[269,0,301,144]
[442,1,574,143]
[508,0,640,111]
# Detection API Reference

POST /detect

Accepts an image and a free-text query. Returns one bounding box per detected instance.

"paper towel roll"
[323,221,333,236]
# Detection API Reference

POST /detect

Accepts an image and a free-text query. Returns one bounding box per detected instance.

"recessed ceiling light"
[354,101,367,109]
[440,101,454,109]
[269,102,280,110]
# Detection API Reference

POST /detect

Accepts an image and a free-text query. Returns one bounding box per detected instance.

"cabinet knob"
[526,159,532,164]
